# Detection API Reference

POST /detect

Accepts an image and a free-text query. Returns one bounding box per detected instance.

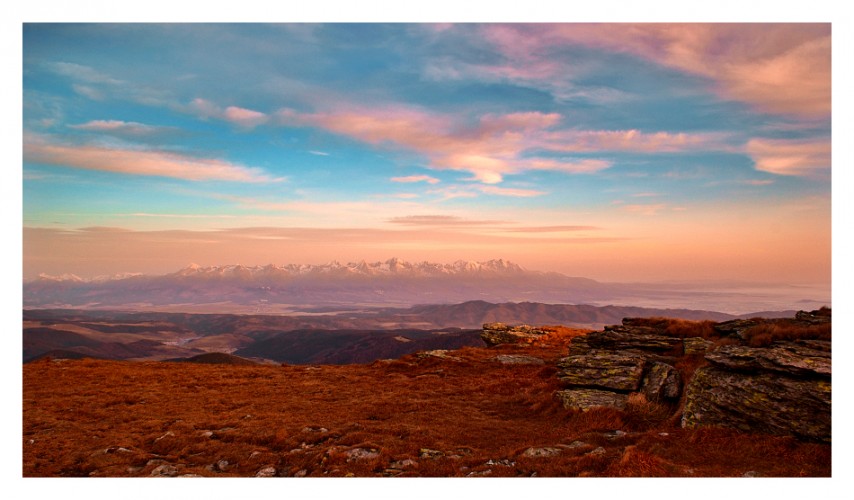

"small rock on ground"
[521,447,562,458]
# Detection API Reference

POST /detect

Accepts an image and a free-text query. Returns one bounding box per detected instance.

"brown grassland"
[22,324,830,478]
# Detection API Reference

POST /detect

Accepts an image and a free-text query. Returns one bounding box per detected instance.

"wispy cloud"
[387,215,505,226]
[741,179,775,186]
[126,213,238,219]
[273,100,742,184]
[309,150,330,156]
[503,225,600,233]
[391,175,440,184]
[188,98,269,128]
[482,24,831,118]
[479,185,546,197]
[47,61,124,85]
[69,120,179,138]
[46,61,172,107]
[623,204,669,216]
[23,134,280,183]
[746,138,830,176]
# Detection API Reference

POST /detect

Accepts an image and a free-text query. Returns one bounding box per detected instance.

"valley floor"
[22,334,830,478]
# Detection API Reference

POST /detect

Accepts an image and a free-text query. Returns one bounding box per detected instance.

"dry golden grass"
[743,321,831,347]
[22,338,830,478]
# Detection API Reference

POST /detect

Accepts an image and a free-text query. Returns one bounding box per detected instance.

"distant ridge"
[166,352,258,365]
[24,259,828,315]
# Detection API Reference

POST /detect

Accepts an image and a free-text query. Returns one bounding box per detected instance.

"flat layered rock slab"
[557,353,646,391]
[491,354,545,365]
[555,389,629,411]
[704,342,831,377]
[569,328,683,355]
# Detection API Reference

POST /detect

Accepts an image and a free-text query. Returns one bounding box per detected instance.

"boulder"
[481,323,546,347]
[255,466,277,477]
[521,447,562,458]
[641,361,682,401]
[682,365,831,442]
[555,389,629,411]
[569,328,682,356]
[704,341,831,377]
[491,354,545,365]
[557,352,647,391]
[795,309,831,324]
[683,337,714,355]
[713,319,761,339]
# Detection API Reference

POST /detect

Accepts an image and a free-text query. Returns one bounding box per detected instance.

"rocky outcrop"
[545,310,831,442]
[682,339,831,442]
[480,323,547,347]
[555,319,689,411]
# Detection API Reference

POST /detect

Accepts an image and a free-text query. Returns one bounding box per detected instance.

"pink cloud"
[188,99,268,128]
[623,204,668,216]
[69,120,171,137]
[273,102,740,183]
[746,138,830,176]
[223,106,269,128]
[390,175,440,184]
[543,129,728,154]
[23,134,278,183]
[479,185,547,197]
[277,105,616,183]
[482,24,830,118]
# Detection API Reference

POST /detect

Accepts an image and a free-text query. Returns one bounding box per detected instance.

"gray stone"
[419,448,444,459]
[683,337,714,355]
[682,365,831,442]
[491,354,545,365]
[389,458,418,469]
[713,319,761,339]
[345,447,380,462]
[521,447,561,458]
[557,353,647,391]
[415,350,462,361]
[795,310,831,324]
[481,323,546,347]
[569,328,682,355]
[150,464,178,477]
[704,342,831,377]
[555,389,629,410]
[255,466,276,477]
[641,361,682,401]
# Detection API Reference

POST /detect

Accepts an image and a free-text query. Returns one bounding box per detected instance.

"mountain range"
[23,258,827,314]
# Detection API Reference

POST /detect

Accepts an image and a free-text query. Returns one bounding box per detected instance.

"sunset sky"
[22,22,832,284]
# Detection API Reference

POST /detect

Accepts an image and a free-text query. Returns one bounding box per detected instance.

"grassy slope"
[22,327,830,478]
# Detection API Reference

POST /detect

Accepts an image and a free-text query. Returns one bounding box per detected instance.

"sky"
[21,21,832,285]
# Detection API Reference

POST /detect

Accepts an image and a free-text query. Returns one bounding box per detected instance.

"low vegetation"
[23,324,830,478]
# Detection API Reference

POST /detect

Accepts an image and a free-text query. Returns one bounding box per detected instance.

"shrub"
[622,393,674,432]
